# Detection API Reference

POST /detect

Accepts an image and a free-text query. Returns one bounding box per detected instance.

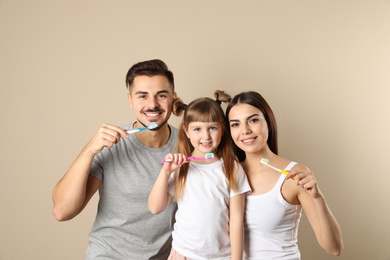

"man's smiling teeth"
[146,112,160,116]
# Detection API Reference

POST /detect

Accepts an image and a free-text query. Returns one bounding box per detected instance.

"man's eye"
[157,94,167,99]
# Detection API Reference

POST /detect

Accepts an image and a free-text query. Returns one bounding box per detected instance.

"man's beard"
[137,118,168,131]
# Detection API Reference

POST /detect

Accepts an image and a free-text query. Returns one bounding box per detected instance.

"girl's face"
[228,103,269,155]
[184,121,223,158]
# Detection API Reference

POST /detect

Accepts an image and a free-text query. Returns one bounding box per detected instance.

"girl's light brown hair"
[173,90,239,201]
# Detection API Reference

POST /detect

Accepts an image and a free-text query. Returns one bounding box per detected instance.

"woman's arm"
[289,166,344,255]
[229,193,246,260]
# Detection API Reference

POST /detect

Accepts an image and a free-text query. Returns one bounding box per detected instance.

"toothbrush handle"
[280,169,289,175]
[127,129,140,134]
[162,157,198,163]
[127,127,148,134]
[187,156,207,161]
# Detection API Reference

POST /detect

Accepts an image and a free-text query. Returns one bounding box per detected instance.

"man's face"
[128,75,176,129]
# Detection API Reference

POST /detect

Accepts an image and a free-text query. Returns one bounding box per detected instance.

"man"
[52,59,179,259]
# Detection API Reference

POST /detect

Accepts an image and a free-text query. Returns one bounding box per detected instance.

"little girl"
[148,91,251,260]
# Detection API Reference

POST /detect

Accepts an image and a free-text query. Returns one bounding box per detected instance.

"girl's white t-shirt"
[168,159,251,260]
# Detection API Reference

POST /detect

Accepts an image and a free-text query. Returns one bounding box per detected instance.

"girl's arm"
[288,166,344,255]
[229,193,246,260]
[148,153,187,214]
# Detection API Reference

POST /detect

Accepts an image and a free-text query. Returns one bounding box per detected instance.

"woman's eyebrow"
[229,114,259,123]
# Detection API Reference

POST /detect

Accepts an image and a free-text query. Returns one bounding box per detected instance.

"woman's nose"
[242,124,251,135]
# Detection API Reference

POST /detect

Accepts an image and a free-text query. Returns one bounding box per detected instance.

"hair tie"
[215,99,222,105]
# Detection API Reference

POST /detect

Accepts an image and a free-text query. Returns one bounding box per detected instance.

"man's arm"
[52,124,129,221]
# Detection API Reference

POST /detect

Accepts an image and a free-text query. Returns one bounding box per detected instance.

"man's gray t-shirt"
[86,123,178,260]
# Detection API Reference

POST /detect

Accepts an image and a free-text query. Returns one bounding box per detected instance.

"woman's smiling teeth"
[242,137,256,144]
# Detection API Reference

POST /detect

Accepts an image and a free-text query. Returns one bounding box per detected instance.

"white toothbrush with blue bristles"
[127,122,158,134]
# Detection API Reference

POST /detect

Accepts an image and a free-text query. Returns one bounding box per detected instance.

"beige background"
[1,0,389,259]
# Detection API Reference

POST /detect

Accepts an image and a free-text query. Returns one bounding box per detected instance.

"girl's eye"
[250,118,259,123]
[210,126,218,131]
[230,123,238,128]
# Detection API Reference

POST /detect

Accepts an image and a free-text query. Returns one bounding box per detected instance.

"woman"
[226,91,343,259]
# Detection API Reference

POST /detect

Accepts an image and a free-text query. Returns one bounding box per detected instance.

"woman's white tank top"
[244,161,302,260]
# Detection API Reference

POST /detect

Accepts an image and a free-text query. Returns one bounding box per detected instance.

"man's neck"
[135,124,171,148]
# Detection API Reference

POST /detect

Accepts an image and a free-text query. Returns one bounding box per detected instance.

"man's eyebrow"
[156,90,170,94]
[134,90,170,95]
[229,114,259,123]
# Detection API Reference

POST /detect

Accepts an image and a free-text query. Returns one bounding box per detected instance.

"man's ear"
[127,93,133,108]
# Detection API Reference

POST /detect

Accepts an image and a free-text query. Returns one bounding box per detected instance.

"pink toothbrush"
[162,152,214,162]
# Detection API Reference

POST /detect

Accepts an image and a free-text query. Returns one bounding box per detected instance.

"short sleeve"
[230,163,251,197]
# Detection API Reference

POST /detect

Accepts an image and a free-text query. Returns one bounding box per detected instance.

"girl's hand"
[286,168,322,199]
[162,153,188,172]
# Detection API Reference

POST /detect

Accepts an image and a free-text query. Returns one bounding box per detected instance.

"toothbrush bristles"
[205,152,214,159]
[260,157,289,176]
[260,158,270,164]
[148,122,158,129]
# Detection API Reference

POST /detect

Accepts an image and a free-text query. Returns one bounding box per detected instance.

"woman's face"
[228,103,269,155]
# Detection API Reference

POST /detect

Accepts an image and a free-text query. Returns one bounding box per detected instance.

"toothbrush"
[126,122,158,134]
[162,152,215,162]
[260,158,289,175]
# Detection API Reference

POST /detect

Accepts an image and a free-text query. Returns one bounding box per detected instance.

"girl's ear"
[183,125,190,138]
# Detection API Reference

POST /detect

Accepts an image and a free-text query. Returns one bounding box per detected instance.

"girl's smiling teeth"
[200,140,213,147]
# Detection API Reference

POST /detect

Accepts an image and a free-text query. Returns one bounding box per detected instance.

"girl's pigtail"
[172,97,187,116]
[214,90,232,105]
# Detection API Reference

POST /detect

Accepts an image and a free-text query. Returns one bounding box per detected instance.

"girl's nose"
[203,130,211,138]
